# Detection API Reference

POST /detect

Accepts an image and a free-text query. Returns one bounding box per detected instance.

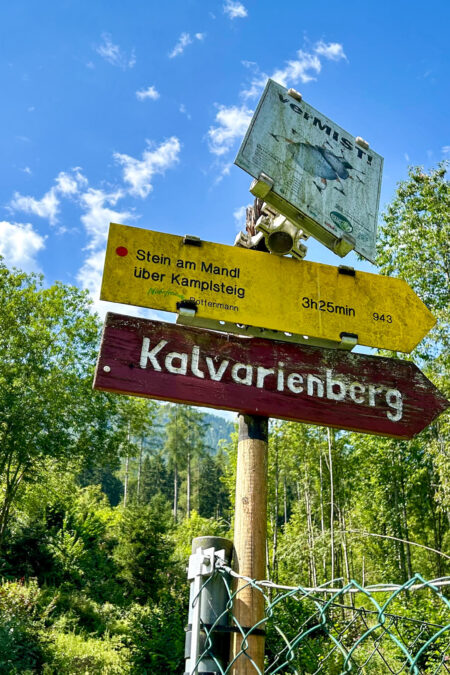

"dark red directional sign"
[94,313,449,439]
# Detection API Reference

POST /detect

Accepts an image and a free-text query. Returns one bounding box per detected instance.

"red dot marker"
[116,246,128,257]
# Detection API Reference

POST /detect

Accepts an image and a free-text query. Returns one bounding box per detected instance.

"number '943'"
[373,312,392,323]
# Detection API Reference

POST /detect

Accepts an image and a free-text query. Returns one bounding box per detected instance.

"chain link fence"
[185,548,450,674]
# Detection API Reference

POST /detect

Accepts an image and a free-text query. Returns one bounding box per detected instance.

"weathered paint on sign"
[94,314,449,439]
[235,79,383,262]
[100,223,435,353]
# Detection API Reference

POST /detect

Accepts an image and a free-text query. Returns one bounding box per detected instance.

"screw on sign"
[94,314,449,440]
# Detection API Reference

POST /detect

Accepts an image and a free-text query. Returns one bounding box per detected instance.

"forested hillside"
[157,405,235,455]
[0,165,448,672]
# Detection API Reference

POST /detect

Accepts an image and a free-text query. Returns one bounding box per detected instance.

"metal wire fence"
[185,553,450,674]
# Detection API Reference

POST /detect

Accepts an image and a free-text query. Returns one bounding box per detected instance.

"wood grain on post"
[230,414,268,674]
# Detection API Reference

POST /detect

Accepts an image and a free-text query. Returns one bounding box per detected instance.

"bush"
[45,589,130,638]
[171,510,229,562]
[125,600,185,673]
[0,579,48,673]
[44,631,130,674]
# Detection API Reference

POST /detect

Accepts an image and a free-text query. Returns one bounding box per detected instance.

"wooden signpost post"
[100,223,435,353]
[230,414,268,675]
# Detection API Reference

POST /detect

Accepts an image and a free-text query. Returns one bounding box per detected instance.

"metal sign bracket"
[176,313,357,351]
[249,173,356,259]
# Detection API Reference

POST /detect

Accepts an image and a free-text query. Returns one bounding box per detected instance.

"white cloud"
[179,103,191,119]
[212,162,233,186]
[241,40,346,100]
[223,0,248,19]
[271,51,322,86]
[314,41,347,61]
[76,249,129,317]
[114,137,181,198]
[10,188,60,225]
[136,85,160,101]
[55,168,88,195]
[79,188,133,251]
[169,32,192,58]
[242,51,322,100]
[207,105,253,156]
[0,221,45,272]
[76,184,136,313]
[442,146,450,154]
[233,204,251,230]
[168,32,204,58]
[96,33,136,69]
[9,168,87,225]
[77,249,105,303]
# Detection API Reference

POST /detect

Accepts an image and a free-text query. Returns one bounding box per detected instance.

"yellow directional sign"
[100,223,435,353]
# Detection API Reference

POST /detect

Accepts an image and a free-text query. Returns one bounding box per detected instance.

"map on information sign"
[235,79,384,262]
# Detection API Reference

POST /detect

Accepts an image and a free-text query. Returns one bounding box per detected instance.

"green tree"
[163,405,208,521]
[140,452,172,505]
[116,397,158,507]
[113,495,172,603]
[198,451,230,520]
[0,262,120,552]
[377,162,449,360]
[79,462,123,506]
[377,163,449,546]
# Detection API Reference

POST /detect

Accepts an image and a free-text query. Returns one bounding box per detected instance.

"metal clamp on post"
[245,173,309,259]
[176,237,202,319]
[337,267,358,348]
[249,171,358,260]
[338,265,356,277]
[184,235,202,247]
[249,172,274,200]
[333,233,356,257]
[233,229,266,251]
[176,300,198,318]
[256,211,308,260]
[339,332,358,350]
[184,537,233,675]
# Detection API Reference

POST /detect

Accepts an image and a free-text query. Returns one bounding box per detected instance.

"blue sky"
[1,0,449,320]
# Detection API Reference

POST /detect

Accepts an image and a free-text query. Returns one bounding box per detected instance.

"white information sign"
[235,79,384,262]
